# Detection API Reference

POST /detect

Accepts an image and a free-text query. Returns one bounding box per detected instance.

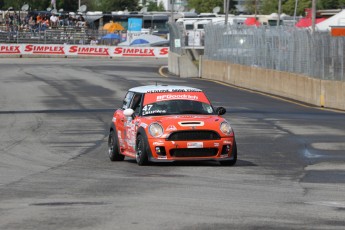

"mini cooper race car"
[108,85,237,166]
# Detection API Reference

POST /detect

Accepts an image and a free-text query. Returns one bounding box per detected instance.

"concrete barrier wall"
[168,52,180,76]
[168,52,198,78]
[202,59,345,111]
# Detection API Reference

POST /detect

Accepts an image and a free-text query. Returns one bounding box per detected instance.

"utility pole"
[224,0,230,25]
[277,0,282,26]
[311,0,316,33]
[293,0,299,21]
[171,0,174,22]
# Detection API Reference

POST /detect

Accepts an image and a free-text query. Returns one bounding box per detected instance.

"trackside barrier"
[202,59,345,111]
[0,44,169,58]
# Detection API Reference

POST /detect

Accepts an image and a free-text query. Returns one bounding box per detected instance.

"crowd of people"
[2,11,87,33]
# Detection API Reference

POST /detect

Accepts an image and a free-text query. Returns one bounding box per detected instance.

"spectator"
[90,37,98,45]
[76,15,85,28]
[28,16,37,35]
[36,13,42,24]
[50,13,59,28]
[40,17,49,31]
[5,14,10,31]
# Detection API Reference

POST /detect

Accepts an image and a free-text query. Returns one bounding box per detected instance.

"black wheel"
[136,135,149,166]
[108,130,125,161]
[219,141,237,166]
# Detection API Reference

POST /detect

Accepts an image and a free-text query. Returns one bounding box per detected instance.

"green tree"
[281,0,342,16]
[3,0,46,11]
[260,0,282,14]
[147,0,165,11]
[57,0,78,11]
[244,0,261,14]
[188,0,237,14]
[100,0,139,12]
[157,1,165,11]
[319,0,345,9]
[82,0,100,11]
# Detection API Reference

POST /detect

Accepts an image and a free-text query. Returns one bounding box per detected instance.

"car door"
[116,91,134,151]
[124,93,143,154]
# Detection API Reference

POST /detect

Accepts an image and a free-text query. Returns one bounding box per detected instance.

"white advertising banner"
[0,44,169,58]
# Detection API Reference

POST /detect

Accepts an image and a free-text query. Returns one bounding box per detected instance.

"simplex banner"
[0,44,169,58]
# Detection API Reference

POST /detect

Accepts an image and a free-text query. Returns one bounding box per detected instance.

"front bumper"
[147,138,235,162]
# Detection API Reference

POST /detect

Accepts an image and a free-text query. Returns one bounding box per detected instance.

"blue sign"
[128,18,142,32]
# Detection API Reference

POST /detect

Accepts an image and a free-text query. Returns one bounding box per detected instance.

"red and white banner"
[0,44,169,58]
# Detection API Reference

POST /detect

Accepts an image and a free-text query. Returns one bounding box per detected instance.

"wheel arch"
[136,126,153,160]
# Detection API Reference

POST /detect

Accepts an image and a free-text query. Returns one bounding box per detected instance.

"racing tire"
[136,134,149,166]
[108,130,125,161]
[219,141,237,166]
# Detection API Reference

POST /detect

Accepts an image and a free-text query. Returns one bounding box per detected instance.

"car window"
[122,91,134,110]
[130,93,142,114]
[142,100,214,116]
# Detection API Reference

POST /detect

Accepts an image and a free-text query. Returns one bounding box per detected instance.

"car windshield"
[141,100,214,116]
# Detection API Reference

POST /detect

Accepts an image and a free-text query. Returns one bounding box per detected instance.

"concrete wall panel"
[202,60,345,111]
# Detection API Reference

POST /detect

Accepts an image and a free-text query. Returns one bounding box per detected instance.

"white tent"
[316,9,345,31]
[118,34,168,47]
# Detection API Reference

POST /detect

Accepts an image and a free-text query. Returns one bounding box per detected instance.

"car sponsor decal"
[156,94,198,102]
[214,143,220,147]
[153,141,164,146]
[142,104,167,116]
[187,142,203,148]
[158,156,167,159]
[146,89,201,93]
[143,92,210,105]
[223,140,232,144]
[112,117,116,122]
[166,125,177,131]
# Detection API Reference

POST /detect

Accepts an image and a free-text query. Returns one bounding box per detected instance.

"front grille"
[170,148,218,157]
[167,131,220,141]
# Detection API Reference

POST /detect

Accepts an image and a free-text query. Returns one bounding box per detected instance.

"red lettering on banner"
[25,45,33,52]
[116,48,155,57]
[69,46,78,53]
[0,45,20,54]
[159,47,169,55]
[69,46,109,56]
[114,47,123,54]
[24,45,64,54]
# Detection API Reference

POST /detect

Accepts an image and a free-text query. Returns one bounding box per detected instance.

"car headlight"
[220,122,232,135]
[148,122,164,137]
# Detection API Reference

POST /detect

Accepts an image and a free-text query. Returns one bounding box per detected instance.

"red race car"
[108,85,237,166]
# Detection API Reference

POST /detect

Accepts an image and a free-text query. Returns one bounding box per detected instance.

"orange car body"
[108,85,237,165]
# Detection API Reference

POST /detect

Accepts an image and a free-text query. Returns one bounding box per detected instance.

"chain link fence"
[204,24,345,81]
[169,22,345,81]
[167,22,184,55]
[0,28,108,45]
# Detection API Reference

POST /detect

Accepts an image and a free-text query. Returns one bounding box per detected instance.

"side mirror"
[216,107,226,115]
[123,108,134,117]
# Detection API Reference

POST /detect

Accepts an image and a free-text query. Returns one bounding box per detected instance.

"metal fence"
[0,27,112,45]
[169,22,345,81]
[167,22,184,55]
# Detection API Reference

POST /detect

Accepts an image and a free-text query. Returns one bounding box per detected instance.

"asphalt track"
[1,58,345,230]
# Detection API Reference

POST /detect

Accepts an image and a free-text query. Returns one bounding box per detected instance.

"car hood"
[141,114,226,131]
